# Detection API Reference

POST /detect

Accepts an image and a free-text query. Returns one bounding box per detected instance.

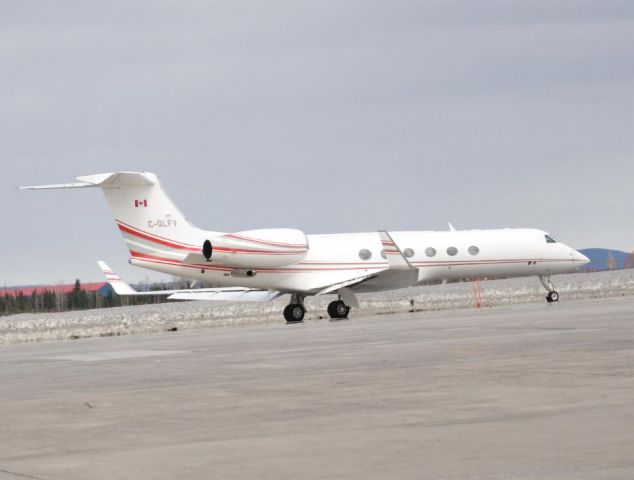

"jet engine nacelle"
[202,228,308,269]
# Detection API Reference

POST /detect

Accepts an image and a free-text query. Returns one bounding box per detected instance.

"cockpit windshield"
[544,234,558,244]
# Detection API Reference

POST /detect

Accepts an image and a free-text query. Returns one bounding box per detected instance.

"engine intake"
[201,228,308,269]
[202,239,213,260]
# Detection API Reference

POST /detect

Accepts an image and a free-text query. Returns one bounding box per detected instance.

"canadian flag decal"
[134,199,148,207]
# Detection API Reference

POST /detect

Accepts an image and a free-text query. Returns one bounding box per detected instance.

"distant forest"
[0,280,168,317]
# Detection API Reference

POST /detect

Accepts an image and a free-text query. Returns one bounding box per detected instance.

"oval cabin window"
[447,247,458,256]
[403,248,415,258]
[359,249,372,261]
[425,247,437,257]
[468,246,480,256]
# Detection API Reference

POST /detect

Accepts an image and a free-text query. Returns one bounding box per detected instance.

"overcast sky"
[1,0,632,286]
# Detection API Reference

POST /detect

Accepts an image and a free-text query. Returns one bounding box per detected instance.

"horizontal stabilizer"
[19,182,96,190]
[21,172,157,190]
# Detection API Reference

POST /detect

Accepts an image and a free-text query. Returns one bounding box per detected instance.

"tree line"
[0,279,168,317]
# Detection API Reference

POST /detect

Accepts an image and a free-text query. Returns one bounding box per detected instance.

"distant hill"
[579,248,632,271]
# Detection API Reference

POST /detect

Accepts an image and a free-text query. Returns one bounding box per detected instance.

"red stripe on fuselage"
[130,250,575,275]
[224,233,307,248]
[117,222,199,251]
[118,221,307,255]
[116,220,200,248]
[212,246,307,255]
[130,251,233,272]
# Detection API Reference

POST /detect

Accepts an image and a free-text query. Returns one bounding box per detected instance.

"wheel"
[335,301,350,318]
[546,291,559,303]
[327,300,350,319]
[327,301,338,318]
[284,304,305,322]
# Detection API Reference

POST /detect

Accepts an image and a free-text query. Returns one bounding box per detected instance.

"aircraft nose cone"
[572,249,590,264]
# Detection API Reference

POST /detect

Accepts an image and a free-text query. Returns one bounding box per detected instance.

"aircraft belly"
[415,261,566,283]
[263,269,379,293]
[130,257,377,294]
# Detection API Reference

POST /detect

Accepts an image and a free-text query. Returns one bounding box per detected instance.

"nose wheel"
[327,300,350,319]
[539,275,560,303]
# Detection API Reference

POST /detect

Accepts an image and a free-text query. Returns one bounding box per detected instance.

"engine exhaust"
[202,240,212,260]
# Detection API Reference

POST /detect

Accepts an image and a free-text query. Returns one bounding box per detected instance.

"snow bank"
[2,269,634,345]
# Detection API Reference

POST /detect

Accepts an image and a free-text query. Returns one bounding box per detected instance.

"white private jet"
[22,171,589,322]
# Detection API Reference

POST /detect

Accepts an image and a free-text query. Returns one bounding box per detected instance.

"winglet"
[379,231,414,270]
[97,261,138,295]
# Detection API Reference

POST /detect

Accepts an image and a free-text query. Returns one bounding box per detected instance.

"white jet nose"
[571,249,590,265]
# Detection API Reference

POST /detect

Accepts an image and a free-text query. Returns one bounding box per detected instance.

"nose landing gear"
[539,275,559,303]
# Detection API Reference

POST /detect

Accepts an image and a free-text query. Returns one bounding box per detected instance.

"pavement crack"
[0,467,49,480]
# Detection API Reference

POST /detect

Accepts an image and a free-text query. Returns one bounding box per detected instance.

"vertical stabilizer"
[84,172,209,258]
[23,172,213,259]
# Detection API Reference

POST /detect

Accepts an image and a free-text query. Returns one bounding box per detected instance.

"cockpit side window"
[544,234,557,244]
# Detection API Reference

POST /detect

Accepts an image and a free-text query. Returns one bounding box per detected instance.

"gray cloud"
[1,0,633,285]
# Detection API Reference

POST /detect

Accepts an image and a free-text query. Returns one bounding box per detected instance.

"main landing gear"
[539,275,559,303]
[283,294,306,323]
[327,300,350,319]
[283,295,353,322]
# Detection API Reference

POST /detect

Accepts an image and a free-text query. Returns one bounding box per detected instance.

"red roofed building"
[0,283,112,298]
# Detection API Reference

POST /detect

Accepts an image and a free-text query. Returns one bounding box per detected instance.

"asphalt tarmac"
[1,297,633,479]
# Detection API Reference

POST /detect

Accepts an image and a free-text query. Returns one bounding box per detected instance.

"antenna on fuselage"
[448,222,456,231]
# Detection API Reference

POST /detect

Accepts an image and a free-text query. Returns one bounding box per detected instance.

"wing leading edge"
[97,261,281,303]
[315,231,418,295]
[344,232,417,293]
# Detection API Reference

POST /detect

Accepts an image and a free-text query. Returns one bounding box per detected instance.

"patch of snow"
[2,269,634,345]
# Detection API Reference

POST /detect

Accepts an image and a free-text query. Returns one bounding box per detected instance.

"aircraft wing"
[351,231,417,291]
[166,290,281,302]
[97,261,282,302]
[316,274,381,295]
[314,231,419,295]
[379,230,415,270]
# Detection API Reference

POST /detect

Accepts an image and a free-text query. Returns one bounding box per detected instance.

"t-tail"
[21,172,211,260]
[22,171,309,269]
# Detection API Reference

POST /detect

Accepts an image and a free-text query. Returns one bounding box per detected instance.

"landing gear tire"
[327,300,350,319]
[539,276,560,304]
[284,304,305,323]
